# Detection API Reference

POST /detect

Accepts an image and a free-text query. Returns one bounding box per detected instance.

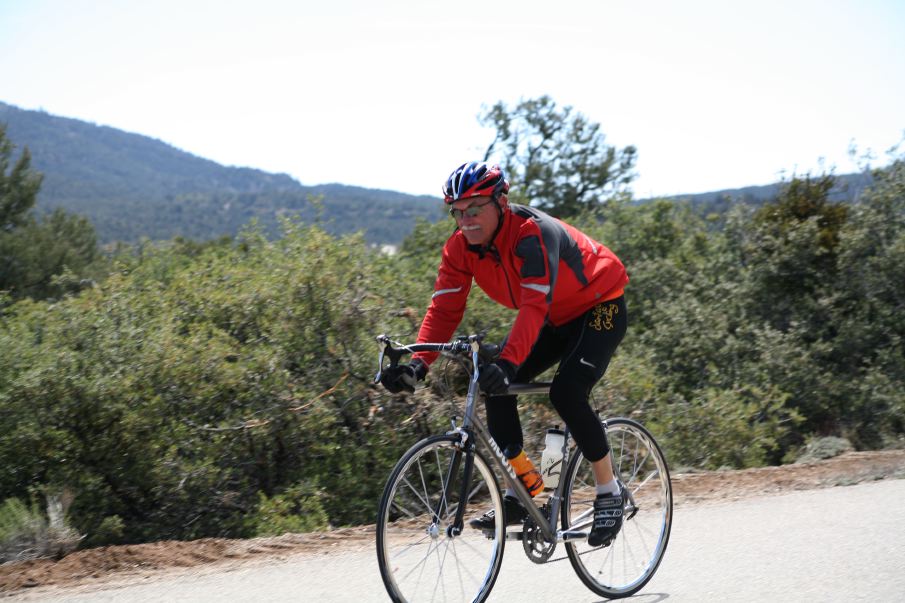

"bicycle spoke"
[398,537,438,585]
[389,532,433,562]
[569,507,594,530]
[630,433,642,483]
[628,467,660,499]
[625,516,655,565]
[615,428,627,474]
[449,538,484,596]
[445,481,486,521]
[390,498,418,519]
[401,475,436,519]
[597,540,615,579]
[431,536,449,602]
[625,446,652,486]
[449,538,467,602]
[435,448,452,522]
[417,456,434,520]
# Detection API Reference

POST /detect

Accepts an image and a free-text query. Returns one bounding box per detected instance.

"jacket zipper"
[490,246,518,308]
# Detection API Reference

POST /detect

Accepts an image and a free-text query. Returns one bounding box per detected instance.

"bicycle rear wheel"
[562,417,672,598]
[376,434,505,603]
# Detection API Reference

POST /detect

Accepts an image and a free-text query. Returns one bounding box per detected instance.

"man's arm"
[499,225,556,367]
[412,237,473,366]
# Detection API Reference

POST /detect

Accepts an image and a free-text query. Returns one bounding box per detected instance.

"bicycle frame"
[376,334,594,544]
[377,333,674,601]
[453,407,565,543]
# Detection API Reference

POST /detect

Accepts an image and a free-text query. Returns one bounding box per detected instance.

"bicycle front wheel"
[562,418,673,598]
[376,434,505,603]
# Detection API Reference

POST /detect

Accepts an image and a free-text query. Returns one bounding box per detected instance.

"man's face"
[450,196,499,246]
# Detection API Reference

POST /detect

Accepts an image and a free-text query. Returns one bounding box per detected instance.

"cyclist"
[380,161,628,547]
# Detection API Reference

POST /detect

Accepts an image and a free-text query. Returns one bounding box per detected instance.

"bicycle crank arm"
[558,529,590,541]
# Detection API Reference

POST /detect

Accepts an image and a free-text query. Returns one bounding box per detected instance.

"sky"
[1,0,903,199]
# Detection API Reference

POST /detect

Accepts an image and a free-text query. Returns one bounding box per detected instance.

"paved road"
[14,478,905,602]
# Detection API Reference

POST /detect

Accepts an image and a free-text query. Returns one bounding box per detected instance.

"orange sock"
[509,450,544,497]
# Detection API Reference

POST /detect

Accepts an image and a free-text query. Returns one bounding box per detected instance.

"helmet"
[442,162,509,204]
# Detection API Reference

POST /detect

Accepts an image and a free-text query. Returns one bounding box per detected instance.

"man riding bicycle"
[380,161,628,547]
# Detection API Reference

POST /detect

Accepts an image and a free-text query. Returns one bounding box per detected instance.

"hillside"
[1,101,872,245]
[0,102,443,244]
[659,172,873,214]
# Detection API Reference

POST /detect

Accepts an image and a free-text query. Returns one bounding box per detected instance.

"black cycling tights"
[485,296,627,463]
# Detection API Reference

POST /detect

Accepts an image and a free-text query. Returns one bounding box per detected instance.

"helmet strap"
[484,198,507,249]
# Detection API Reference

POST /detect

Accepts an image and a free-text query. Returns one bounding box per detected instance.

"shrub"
[248,483,330,536]
[794,437,854,463]
[0,493,82,562]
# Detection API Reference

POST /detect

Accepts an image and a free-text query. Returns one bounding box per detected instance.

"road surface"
[12,478,905,602]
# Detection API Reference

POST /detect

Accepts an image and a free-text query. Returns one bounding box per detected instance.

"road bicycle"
[374,334,672,602]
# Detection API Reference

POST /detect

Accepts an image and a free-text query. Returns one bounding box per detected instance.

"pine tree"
[0,123,42,231]
[1,124,98,300]
[480,95,637,217]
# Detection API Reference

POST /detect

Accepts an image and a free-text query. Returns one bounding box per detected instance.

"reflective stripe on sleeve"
[432,286,463,299]
[521,283,551,295]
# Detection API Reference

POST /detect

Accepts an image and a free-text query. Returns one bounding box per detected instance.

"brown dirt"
[2,450,903,596]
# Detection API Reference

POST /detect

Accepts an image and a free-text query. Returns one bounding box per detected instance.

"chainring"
[522,504,556,563]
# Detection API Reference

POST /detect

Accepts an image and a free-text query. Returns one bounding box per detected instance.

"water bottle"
[540,427,565,489]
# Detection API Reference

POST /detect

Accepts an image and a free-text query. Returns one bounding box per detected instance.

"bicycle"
[374,333,672,602]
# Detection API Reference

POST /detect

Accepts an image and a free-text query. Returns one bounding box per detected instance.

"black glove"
[380,359,428,394]
[478,360,517,396]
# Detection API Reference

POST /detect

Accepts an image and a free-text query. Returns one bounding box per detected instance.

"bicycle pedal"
[504,531,524,541]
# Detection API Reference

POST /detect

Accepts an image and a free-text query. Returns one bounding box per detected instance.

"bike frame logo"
[486,436,518,481]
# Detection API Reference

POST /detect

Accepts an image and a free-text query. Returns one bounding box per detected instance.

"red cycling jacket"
[413,203,628,368]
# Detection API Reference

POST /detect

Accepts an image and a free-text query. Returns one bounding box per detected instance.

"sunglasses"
[449,199,494,220]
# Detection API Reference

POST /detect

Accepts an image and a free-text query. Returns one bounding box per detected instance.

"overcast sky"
[1,0,903,198]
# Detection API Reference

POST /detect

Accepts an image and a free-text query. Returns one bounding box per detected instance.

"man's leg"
[484,323,566,456]
[471,325,566,530]
[547,297,627,546]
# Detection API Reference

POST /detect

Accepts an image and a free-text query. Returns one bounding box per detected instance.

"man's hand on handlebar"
[478,360,517,396]
[380,358,428,394]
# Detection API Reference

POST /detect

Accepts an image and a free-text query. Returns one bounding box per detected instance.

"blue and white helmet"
[442,162,509,204]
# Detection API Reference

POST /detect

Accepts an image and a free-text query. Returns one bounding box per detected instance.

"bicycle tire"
[561,417,673,598]
[376,434,505,603]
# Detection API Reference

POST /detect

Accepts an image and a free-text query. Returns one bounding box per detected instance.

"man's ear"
[496,194,509,209]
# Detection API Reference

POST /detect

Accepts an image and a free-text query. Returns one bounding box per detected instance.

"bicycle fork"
[439,430,476,538]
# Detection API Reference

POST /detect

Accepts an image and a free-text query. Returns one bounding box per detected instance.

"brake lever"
[374,335,407,383]
[478,342,502,362]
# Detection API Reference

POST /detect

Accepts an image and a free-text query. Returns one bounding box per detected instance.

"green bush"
[0,160,902,549]
[94,515,126,543]
[248,483,330,536]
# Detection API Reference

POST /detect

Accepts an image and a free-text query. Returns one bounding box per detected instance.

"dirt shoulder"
[2,449,903,596]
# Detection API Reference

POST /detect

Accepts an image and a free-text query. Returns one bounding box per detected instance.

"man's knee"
[549,379,590,412]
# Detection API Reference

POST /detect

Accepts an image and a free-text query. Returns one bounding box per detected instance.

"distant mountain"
[2,101,873,245]
[0,101,443,244]
[655,173,873,215]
